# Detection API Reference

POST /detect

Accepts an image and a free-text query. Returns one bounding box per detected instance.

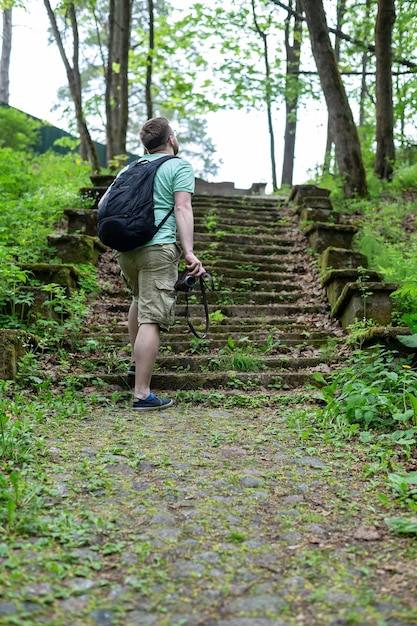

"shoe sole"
[133,399,174,411]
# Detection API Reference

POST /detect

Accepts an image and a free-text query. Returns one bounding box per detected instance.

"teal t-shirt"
[132,153,195,247]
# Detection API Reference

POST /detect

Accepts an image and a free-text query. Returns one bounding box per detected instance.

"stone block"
[322,269,382,307]
[320,247,368,270]
[289,184,331,206]
[303,196,333,210]
[64,208,99,236]
[79,187,107,209]
[89,174,115,187]
[330,281,398,328]
[194,179,267,196]
[302,222,358,253]
[47,234,107,265]
[20,263,80,292]
[0,330,37,380]
[300,207,340,223]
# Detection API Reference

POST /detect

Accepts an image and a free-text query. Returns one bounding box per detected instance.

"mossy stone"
[322,269,382,307]
[47,234,107,265]
[0,329,37,380]
[302,222,358,253]
[64,208,99,237]
[320,247,368,270]
[331,282,398,328]
[20,263,80,292]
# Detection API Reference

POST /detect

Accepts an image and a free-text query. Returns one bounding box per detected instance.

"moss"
[0,329,37,380]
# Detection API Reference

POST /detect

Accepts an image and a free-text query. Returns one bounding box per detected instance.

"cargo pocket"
[155,279,177,330]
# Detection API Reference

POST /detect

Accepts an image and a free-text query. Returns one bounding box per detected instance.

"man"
[100,117,205,411]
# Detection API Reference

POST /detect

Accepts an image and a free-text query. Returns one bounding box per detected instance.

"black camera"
[174,270,197,292]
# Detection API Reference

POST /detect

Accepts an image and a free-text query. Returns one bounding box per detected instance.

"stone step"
[89,320,334,338]
[196,242,299,257]
[75,370,321,391]
[195,232,294,245]
[204,259,297,273]
[192,195,283,208]
[193,215,291,229]
[95,301,327,318]
[212,269,298,282]
[96,278,311,301]
[213,282,305,294]
[83,318,332,352]
[185,291,306,305]
[153,354,331,372]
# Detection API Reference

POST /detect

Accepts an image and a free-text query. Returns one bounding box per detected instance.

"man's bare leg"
[133,322,160,400]
[128,301,139,369]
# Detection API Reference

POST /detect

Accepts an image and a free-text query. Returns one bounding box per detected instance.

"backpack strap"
[141,154,178,233]
[155,205,174,231]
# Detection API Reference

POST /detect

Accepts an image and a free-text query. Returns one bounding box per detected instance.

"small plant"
[204,211,219,232]
[209,309,227,325]
[346,317,379,347]
[387,471,417,507]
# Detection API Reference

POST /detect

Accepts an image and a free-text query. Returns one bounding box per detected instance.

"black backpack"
[97,155,178,252]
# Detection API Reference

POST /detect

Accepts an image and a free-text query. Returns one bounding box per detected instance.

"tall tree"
[0,8,12,102]
[358,0,373,128]
[301,0,367,197]
[281,0,303,187]
[43,0,100,172]
[251,0,278,191]
[145,0,153,119]
[323,0,346,173]
[374,0,396,180]
[105,0,132,163]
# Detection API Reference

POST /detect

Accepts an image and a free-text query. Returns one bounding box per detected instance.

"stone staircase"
[78,193,345,395]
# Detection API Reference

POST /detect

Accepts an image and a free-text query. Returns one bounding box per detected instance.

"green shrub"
[315,347,417,432]
[0,106,41,152]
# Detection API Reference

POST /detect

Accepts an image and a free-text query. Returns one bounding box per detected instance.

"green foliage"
[0,147,36,200]
[0,149,90,258]
[0,149,93,343]
[0,106,41,151]
[315,347,417,431]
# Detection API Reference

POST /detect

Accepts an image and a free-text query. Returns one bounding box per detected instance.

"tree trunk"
[145,0,154,119]
[251,0,278,191]
[359,0,372,127]
[105,0,132,163]
[374,0,396,180]
[323,0,346,173]
[281,0,303,187]
[43,0,101,173]
[301,0,367,197]
[0,9,12,103]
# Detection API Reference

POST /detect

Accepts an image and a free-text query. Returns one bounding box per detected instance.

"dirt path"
[1,398,416,626]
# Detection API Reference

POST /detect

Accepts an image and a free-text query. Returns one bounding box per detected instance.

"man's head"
[140,117,179,155]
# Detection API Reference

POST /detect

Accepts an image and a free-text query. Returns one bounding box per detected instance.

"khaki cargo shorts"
[116,243,181,331]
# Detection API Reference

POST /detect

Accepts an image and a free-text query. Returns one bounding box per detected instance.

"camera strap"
[183,273,214,339]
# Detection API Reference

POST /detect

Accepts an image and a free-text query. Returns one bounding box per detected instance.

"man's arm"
[174,190,205,277]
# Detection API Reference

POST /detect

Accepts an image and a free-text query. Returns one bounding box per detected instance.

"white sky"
[7,1,327,190]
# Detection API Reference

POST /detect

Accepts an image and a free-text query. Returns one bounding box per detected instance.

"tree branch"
[270,0,417,70]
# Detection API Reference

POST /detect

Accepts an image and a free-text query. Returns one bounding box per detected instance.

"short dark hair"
[140,117,173,152]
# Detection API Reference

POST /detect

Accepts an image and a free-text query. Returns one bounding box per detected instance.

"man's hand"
[185,252,205,277]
